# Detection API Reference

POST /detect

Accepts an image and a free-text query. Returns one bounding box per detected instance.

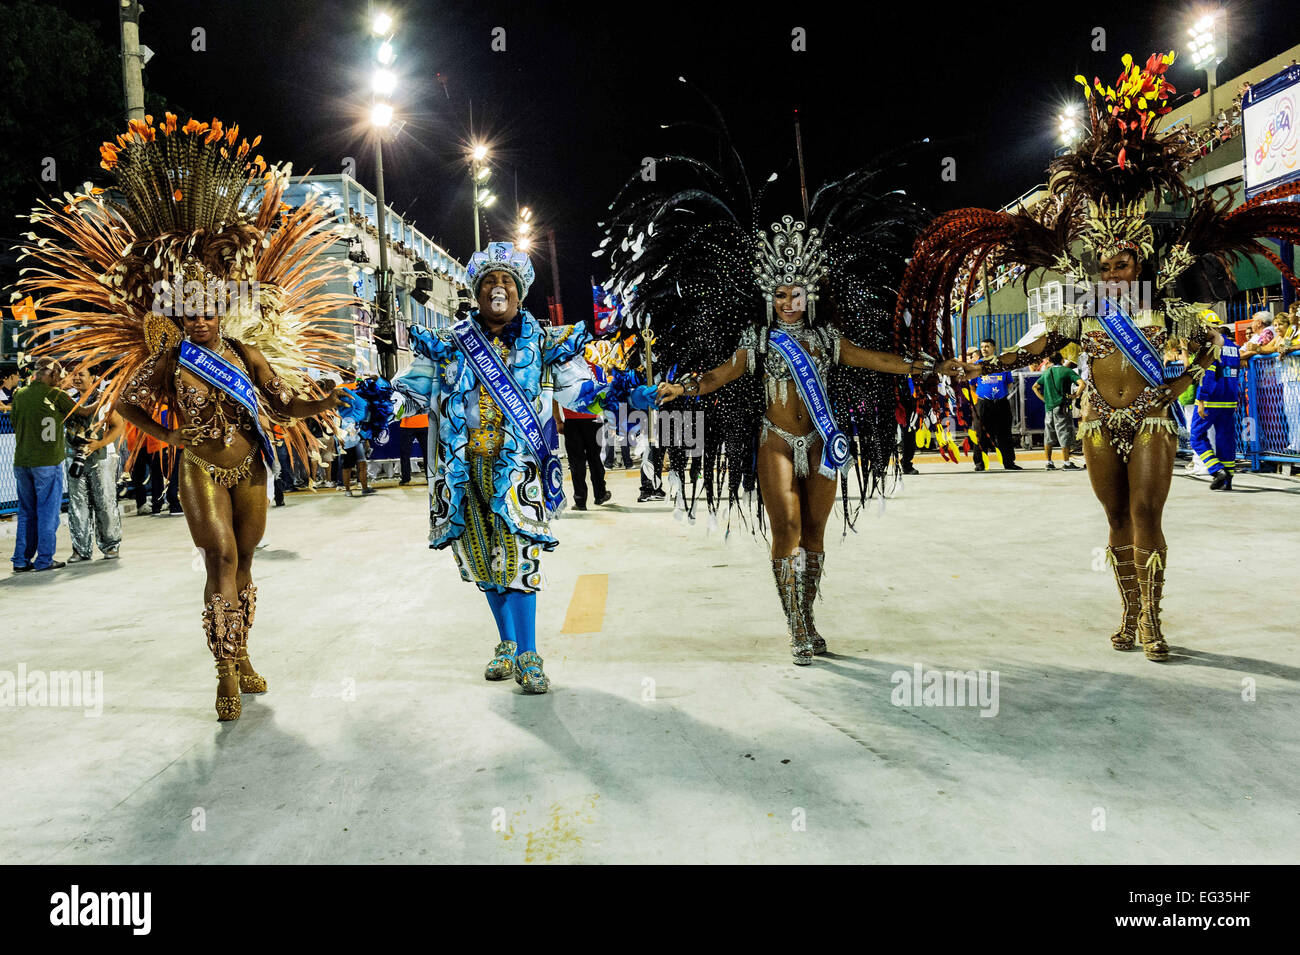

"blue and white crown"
[467,241,535,298]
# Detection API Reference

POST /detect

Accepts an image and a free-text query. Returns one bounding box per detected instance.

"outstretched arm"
[656,349,748,403]
[243,344,341,418]
[978,333,1054,371]
[838,338,975,379]
[115,401,176,446]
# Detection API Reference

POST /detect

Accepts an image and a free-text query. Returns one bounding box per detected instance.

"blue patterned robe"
[393,309,604,575]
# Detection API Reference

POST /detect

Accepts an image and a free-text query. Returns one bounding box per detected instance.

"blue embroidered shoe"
[485,641,518,681]
[513,651,550,694]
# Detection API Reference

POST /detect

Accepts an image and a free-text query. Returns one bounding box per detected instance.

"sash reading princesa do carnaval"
[452,317,566,512]
[1097,298,1166,388]
[767,328,851,476]
[178,340,275,466]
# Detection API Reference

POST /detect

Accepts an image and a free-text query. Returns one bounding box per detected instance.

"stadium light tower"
[1057,104,1084,148]
[1187,9,1226,117]
[470,143,495,248]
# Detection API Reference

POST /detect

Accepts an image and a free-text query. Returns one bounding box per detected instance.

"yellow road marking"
[561,574,608,634]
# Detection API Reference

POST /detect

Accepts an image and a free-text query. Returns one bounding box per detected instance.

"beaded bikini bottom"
[1079,384,1178,462]
[184,447,256,488]
[761,417,821,479]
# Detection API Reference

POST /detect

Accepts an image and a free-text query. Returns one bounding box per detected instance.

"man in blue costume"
[393,242,655,693]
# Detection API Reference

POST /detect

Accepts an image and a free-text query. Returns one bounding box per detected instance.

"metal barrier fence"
[2,410,74,517]
[1,412,14,515]
[1241,353,1300,470]
[958,313,1034,353]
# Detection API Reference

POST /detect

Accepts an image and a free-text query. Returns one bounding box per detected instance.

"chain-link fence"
[0,412,14,514]
[1241,353,1300,469]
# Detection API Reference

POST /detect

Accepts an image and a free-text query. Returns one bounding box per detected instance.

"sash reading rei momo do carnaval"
[178,340,275,466]
[452,317,566,512]
[1097,298,1166,388]
[766,328,851,477]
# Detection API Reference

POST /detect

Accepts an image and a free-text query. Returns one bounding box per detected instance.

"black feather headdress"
[596,85,934,532]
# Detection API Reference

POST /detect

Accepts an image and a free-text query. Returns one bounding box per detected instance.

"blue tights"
[483,589,537,654]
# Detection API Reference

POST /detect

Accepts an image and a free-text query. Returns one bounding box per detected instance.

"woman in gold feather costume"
[18,114,353,721]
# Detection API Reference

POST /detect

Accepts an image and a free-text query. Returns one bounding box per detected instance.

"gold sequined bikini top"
[1081,320,1169,362]
[173,340,255,449]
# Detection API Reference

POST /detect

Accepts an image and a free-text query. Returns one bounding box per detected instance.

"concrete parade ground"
[2,457,1299,865]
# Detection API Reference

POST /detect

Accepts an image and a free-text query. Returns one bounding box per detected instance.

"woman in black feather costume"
[599,94,974,665]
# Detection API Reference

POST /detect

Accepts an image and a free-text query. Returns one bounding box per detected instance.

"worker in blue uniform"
[1189,322,1241,491]
[972,338,1022,471]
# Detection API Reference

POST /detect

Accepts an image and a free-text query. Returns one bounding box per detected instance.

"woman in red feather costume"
[898,52,1300,661]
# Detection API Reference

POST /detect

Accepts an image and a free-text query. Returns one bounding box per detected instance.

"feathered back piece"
[897,53,1195,353]
[16,112,354,462]
[598,91,930,530]
[897,49,1300,365]
[598,137,764,526]
[892,191,1082,427]
[809,160,940,502]
[1054,53,1193,208]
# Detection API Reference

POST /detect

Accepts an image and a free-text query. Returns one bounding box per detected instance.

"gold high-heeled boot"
[203,594,246,721]
[1134,545,1170,661]
[236,582,267,693]
[802,549,828,655]
[772,554,812,665]
[1106,544,1140,651]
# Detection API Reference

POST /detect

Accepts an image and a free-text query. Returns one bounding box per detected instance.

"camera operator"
[0,363,20,412]
[65,368,125,561]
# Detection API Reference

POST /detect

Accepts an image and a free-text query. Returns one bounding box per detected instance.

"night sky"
[50,0,1300,317]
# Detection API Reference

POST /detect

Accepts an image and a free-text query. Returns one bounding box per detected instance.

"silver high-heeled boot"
[802,549,827,654]
[772,554,813,665]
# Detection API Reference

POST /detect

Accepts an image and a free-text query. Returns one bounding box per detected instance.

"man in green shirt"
[1033,353,1083,471]
[10,358,73,572]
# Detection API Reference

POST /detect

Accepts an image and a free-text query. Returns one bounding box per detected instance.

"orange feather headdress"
[16,112,356,460]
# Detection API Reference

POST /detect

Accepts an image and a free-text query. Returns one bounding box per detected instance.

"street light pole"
[118,0,146,123]
[472,157,481,249]
[369,10,398,380]
[469,144,493,249]
[547,226,562,322]
[1188,12,1225,121]
[374,131,395,380]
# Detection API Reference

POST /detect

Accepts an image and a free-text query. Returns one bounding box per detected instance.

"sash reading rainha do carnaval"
[452,317,566,512]
[767,328,851,477]
[178,340,275,465]
[1096,298,1167,388]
